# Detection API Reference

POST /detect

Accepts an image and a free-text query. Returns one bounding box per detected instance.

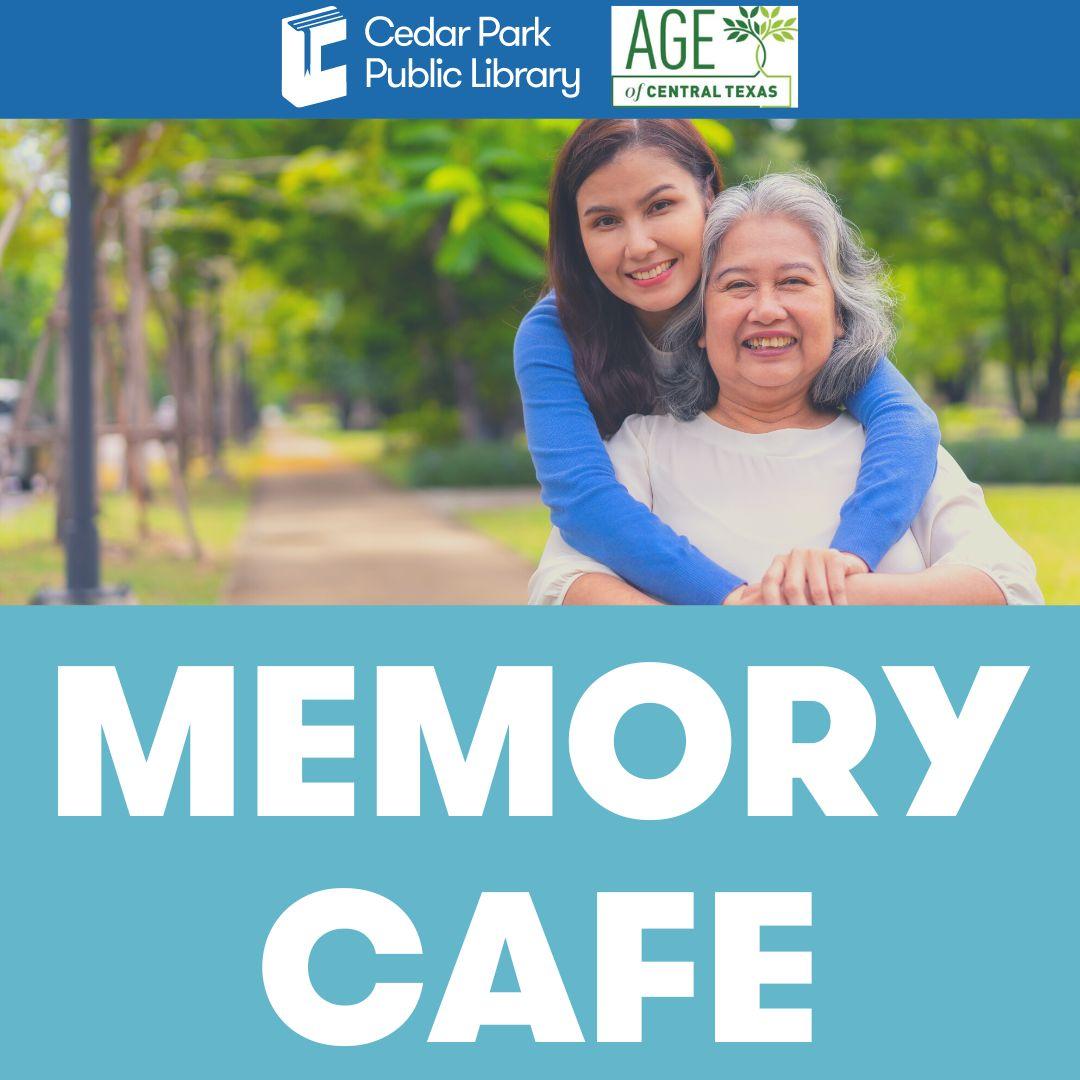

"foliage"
[795,120,1080,424]
[395,439,538,488]
[946,433,1080,483]
[937,403,1022,441]
[383,402,462,448]
[0,117,1075,438]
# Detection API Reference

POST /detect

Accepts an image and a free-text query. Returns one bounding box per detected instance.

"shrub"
[383,402,461,450]
[946,432,1080,483]
[403,440,538,488]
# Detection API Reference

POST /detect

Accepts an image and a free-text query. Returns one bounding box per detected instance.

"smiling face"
[576,146,710,337]
[703,214,842,409]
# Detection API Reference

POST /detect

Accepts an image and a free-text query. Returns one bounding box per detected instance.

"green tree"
[798,119,1079,424]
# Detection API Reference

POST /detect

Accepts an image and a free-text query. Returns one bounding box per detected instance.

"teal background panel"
[2,606,1075,1076]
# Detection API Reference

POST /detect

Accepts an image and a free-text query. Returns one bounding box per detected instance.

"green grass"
[463,486,1080,604]
[462,506,549,563]
[0,455,256,605]
[982,486,1080,604]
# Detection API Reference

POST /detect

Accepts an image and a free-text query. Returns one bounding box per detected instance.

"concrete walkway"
[225,428,535,604]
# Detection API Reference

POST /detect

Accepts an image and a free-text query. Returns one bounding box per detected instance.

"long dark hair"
[547,120,723,437]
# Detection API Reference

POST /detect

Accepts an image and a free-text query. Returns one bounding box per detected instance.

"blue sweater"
[514,292,940,604]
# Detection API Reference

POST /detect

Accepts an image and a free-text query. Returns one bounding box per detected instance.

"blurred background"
[0,118,1076,603]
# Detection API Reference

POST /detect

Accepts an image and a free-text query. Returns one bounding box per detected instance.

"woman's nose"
[623,222,658,261]
[749,287,786,323]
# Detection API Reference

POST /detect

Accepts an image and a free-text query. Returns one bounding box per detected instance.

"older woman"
[529,173,1042,606]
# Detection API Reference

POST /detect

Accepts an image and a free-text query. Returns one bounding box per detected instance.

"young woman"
[514,119,940,605]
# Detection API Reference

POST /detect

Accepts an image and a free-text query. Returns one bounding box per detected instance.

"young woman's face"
[576,146,710,335]
[702,214,842,401]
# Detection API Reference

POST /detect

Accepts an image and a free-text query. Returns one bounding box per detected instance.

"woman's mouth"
[627,259,676,286]
[742,334,797,356]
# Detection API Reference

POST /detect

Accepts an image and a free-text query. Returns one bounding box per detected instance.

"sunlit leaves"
[434,227,481,277]
[423,163,482,197]
[494,199,549,246]
[482,224,546,279]
[448,193,485,236]
[693,119,735,155]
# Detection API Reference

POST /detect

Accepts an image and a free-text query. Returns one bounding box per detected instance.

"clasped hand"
[724,550,869,606]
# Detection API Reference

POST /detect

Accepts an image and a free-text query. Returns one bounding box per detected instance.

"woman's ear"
[697,333,706,349]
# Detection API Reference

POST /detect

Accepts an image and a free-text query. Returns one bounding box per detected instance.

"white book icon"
[282,6,347,108]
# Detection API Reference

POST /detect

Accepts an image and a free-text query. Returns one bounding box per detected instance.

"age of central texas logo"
[611,5,799,108]
[282,5,348,108]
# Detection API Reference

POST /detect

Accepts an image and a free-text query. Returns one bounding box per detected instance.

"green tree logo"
[724,6,798,76]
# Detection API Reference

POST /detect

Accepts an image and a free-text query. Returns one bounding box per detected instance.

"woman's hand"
[723,582,763,605]
[758,549,869,605]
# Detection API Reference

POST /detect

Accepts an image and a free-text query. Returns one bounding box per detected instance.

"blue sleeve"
[513,293,744,604]
[834,358,941,568]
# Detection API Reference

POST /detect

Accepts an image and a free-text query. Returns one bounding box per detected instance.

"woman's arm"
[836,359,941,568]
[754,450,1041,606]
[844,565,1005,605]
[902,448,1043,604]
[528,415,662,605]
[564,574,661,605]
[515,294,744,604]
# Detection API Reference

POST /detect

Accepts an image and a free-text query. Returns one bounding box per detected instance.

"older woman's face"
[703,214,842,400]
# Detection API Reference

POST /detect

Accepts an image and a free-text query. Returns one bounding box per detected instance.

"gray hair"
[658,172,897,417]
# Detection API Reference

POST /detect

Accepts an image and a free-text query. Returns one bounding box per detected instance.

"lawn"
[463,486,1080,604]
[981,487,1080,604]
[0,450,258,605]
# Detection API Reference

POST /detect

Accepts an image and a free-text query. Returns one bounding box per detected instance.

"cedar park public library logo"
[282,5,348,108]
[611,6,799,107]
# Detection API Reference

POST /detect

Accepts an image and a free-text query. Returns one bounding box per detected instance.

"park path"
[224,425,535,604]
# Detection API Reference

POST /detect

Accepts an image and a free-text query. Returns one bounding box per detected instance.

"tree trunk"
[434,276,483,440]
[54,330,69,544]
[206,300,227,477]
[174,302,196,473]
[1032,247,1072,428]
[233,340,257,442]
[96,214,128,492]
[168,310,191,471]
[164,439,203,561]
[12,291,61,440]
[1002,282,1038,422]
[428,215,483,441]
[932,343,981,405]
[190,302,215,463]
[121,186,152,537]
[336,394,354,430]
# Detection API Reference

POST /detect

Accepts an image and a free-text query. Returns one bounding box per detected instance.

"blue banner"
[1,1,1075,118]
[4,606,1076,1073]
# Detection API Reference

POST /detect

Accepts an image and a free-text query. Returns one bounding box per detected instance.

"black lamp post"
[33,119,129,604]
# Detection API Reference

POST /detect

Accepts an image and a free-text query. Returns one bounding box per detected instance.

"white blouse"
[529,412,1043,605]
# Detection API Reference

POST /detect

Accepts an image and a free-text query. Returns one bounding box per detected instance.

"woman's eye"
[781,277,809,286]
[649,199,673,213]
[724,280,752,291]
[593,215,618,228]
